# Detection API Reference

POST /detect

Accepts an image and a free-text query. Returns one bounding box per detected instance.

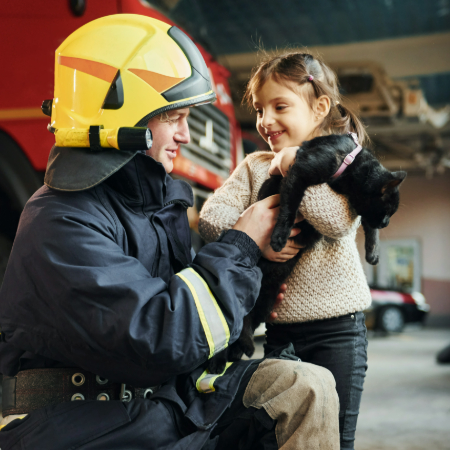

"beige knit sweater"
[199,151,371,323]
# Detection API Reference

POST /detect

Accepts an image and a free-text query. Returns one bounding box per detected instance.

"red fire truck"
[0,0,242,281]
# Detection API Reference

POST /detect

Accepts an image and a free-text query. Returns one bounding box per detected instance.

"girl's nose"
[261,111,275,129]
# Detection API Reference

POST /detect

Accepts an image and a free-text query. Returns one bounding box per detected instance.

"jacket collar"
[104,153,193,211]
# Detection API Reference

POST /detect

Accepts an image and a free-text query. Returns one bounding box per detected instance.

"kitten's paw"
[366,252,379,265]
[207,353,228,374]
[270,240,285,253]
[228,343,245,361]
[241,341,255,358]
[271,226,291,252]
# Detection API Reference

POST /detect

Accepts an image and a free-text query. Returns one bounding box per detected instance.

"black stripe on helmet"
[162,27,212,102]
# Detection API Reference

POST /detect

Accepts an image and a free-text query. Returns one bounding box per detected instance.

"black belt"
[2,368,158,416]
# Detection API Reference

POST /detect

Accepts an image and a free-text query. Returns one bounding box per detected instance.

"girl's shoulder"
[240,150,273,173]
[245,150,273,162]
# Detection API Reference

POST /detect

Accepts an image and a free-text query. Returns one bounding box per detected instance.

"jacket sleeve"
[199,156,255,243]
[0,201,262,387]
[299,183,359,239]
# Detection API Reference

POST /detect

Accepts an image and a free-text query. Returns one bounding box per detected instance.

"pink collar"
[331,132,362,179]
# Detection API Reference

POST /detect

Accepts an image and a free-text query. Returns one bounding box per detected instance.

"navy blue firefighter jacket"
[0,153,263,449]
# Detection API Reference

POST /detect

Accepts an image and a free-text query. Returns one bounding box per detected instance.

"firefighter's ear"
[381,171,406,194]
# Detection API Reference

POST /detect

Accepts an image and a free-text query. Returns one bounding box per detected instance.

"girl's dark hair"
[243,51,369,146]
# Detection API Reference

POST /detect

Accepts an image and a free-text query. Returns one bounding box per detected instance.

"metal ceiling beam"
[219,32,450,80]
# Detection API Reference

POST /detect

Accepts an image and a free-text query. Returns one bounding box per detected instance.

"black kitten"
[207,133,406,373]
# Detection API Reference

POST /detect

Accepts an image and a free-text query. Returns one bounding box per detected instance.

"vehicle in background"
[253,287,430,338]
[364,288,430,333]
[332,61,450,129]
[0,0,242,283]
[436,343,450,364]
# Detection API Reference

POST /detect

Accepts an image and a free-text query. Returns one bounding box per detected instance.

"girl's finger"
[268,164,281,176]
[276,254,296,261]
[288,243,305,249]
[278,248,301,257]
[258,194,281,209]
[284,246,301,253]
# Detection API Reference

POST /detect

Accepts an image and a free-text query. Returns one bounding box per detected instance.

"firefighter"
[0,15,339,449]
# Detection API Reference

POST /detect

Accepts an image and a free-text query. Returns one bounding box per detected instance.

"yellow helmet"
[49,13,215,129]
[43,14,216,191]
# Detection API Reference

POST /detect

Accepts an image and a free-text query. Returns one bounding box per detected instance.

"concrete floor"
[253,327,450,450]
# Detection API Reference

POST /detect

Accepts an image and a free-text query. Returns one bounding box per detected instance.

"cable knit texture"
[199,151,371,323]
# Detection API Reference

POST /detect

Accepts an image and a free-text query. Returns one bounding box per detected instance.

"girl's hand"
[268,283,288,321]
[262,217,304,262]
[269,146,299,177]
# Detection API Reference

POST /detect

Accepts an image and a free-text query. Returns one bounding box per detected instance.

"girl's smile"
[267,130,286,141]
[252,76,321,153]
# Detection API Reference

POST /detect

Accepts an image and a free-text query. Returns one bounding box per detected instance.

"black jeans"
[264,312,368,450]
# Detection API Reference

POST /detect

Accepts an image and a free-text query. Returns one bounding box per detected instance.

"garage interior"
[156,0,450,327]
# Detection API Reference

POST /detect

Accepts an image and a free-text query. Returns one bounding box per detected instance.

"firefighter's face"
[146,109,190,173]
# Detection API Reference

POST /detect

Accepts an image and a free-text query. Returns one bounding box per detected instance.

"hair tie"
[307,75,314,81]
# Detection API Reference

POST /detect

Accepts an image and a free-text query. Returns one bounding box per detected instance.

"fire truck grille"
[181,104,231,178]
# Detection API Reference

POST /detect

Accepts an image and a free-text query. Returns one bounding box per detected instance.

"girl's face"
[253,77,320,153]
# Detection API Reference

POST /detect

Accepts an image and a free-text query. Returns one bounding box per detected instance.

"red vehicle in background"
[0,0,242,281]
[365,288,430,332]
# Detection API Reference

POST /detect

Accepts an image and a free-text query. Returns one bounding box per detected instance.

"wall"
[356,172,450,324]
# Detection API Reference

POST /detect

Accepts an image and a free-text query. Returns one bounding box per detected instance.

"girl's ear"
[314,95,331,119]
[381,171,407,193]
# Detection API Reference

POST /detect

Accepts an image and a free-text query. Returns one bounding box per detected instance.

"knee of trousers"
[243,359,340,450]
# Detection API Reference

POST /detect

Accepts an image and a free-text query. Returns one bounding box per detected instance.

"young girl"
[198,52,371,450]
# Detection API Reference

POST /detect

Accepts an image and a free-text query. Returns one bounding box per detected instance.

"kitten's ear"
[381,171,407,194]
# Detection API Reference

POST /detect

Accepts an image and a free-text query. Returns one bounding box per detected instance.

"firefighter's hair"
[243,51,369,146]
[157,111,182,124]
[158,111,171,123]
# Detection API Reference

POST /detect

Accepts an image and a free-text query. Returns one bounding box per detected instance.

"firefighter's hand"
[233,195,281,251]
[268,283,287,321]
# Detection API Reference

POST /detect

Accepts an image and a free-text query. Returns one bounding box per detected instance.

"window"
[365,239,422,292]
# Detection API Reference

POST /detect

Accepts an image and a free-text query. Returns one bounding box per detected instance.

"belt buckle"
[120,383,132,402]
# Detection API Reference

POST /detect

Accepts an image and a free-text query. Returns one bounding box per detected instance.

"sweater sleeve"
[199,155,256,243]
[299,183,359,239]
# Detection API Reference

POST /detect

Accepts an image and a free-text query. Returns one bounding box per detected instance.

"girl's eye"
[276,105,287,111]
[255,109,262,116]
